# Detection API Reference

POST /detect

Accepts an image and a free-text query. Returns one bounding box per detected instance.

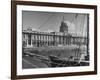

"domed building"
[59,16,68,33]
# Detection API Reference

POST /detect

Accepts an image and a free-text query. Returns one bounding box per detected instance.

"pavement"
[22,55,50,69]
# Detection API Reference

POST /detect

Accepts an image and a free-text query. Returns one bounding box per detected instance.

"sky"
[22,11,89,36]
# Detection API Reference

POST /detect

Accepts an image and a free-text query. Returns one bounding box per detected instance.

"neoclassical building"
[22,19,87,48]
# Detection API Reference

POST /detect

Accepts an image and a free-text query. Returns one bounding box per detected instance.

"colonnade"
[23,33,72,47]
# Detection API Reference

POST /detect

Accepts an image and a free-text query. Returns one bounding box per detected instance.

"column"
[44,35,45,46]
[26,34,28,47]
[34,35,36,47]
[31,34,33,47]
[48,35,49,46]
[47,35,48,46]
[37,35,39,47]
[35,35,37,47]
[43,35,44,46]
[40,35,41,47]
[38,35,40,47]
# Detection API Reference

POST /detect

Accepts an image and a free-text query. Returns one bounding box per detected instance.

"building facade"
[22,18,87,48]
[22,30,87,47]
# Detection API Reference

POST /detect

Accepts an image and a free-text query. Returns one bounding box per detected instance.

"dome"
[59,20,68,33]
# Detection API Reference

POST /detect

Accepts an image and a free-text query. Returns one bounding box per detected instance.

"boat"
[49,55,78,67]
[49,54,89,67]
